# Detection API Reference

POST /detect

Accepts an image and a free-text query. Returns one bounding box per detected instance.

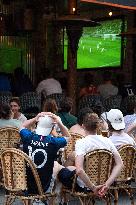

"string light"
[72,7,76,14]
[109,11,113,16]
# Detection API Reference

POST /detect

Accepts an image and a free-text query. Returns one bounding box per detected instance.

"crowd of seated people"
[1,68,136,205]
[1,102,136,204]
[19,111,123,204]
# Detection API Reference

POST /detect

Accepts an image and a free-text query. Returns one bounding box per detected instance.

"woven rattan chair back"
[63,149,113,205]
[1,148,43,194]
[0,127,20,155]
[84,149,113,185]
[117,144,136,181]
[1,148,56,205]
[65,132,84,158]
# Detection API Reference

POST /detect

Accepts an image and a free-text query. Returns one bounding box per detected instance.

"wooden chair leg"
[128,188,134,205]
[114,190,118,205]
[48,196,56,205]
[104,194,111,205]
[5,196,15,205]
[22,199,31,205]
[79,196,85,205]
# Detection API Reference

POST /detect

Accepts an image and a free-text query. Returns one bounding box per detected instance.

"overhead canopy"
[53,15,100,27]
[80,0,136,10]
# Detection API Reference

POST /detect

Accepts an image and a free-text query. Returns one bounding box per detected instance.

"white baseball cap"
[107,109,125,130]
[35,115,54,136]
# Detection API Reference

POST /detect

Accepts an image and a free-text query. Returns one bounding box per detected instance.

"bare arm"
[20,112,48,130]
[127,122,136,136]
[99,151,123,196]
[106,152,123,187]
[75,155,100,192]
[48,113,71,140]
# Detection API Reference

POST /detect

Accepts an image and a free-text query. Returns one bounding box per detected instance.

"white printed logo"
[28,146,47,168]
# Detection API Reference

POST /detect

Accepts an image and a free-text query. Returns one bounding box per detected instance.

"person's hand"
[35,112,48,122]
[47,113,62,124]
[92,185,105,196]
[98,184,109,197]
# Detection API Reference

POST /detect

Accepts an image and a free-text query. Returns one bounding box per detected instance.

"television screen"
[64,18,124,70]
[0,48,22,73]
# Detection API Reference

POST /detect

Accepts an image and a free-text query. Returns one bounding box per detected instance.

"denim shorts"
[58,168,92,193]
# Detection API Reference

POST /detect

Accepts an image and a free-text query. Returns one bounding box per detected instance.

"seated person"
[116,73,136,98]
[20,112,71,194]
[60,113,123,196]
[19,112,103,204]
[106,109,136,149]
[10,97,27,123]
[0,72,11,92]
[42,98,60,136]
[42,98,58,114]
[12,67,34,96]
[124,102,136,138]
[69,107,93,136]
[79,73,98,98]
[36,70,62,98]
[58,97,77,129]
[127,118,136,141]
[92,104,108,134]
[0,103,21,128]
[97,71,118,99]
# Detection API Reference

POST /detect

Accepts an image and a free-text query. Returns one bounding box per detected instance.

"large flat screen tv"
[64,17,125,70]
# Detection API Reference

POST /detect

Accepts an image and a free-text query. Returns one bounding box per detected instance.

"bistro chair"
[120,95,136,115]
[44,93,65,109]
[102,95,122,112]
[0,127,20,155]
[110,144,136,205]
[1,148,56,205]
[0,91,12,104]
[64,132,84,161]
[63,149,113,205]
[78,95,103,111]
[0,127,21,185]
[20,92,41,119]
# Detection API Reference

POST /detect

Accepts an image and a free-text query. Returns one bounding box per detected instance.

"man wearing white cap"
[107,109,136,148]
[20,112,71,198]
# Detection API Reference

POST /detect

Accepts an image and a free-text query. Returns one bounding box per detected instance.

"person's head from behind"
[92,104,104,118]
[45,69,53,79]
[84,73,94,87]
[107,109,125,132]
[14,67,24,78]
[0,103,12,120]
[10,97,21,115]
[43,98,58,114]
[77,107,93,126]
[126,101,136,115]
[83,113,100,134]
[102,71,112,82]
[35,115,54,136]
[59,97,73,113]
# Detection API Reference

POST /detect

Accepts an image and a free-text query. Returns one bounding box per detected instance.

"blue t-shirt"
[20,128,67,193]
